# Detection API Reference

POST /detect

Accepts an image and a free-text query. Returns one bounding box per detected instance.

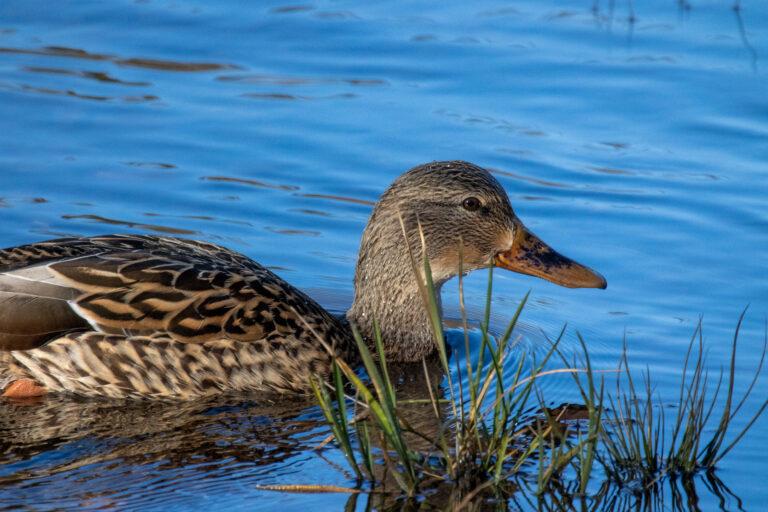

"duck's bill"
[494,226,607,289]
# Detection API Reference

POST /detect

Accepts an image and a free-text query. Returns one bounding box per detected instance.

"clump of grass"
[312,287,583,496]
[310,227,604,501]
[597,310,768,487]
[310,237,768,504]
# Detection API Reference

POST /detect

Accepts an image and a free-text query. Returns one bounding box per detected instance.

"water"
[0,0,766,509]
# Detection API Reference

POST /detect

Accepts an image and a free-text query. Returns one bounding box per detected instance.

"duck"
[0,161,605,399]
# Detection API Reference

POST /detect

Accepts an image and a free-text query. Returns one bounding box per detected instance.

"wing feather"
[0,235,351,355]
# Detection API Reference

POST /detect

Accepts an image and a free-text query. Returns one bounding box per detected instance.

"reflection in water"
[243,92,300,101]
[290,208,333,218]
[0,360,445,508]
[117,58,233,72]
[61,214,197,235]
[202,175,300,191]
[0,396,320,509]
[17,83,158,103]
[589,0,637,39]
[734,3,759,71]
[0,46,236,72]
[124,162,177,169]
[142,212,253,228]
[344,472,745,511]
[242,92,357,101]
[519,195,556,202]
[270,5,315,14]
[591,0,759,70]
[435,108,552,140]
[0,46,111,61]
[23,67,151,87]
[490,168,571,189]
[265,226,321,236]
[217,74,386,87]
[299,193,375,207]
[503,475,746,512]
[588,166,635,176]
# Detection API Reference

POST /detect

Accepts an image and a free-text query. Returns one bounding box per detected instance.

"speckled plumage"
[0,235,354,398]
[348,161,518,360]
[0,161,605,399]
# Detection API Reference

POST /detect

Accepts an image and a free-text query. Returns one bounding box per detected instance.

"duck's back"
[0,235,352,398]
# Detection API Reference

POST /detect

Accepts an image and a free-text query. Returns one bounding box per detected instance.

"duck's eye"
[462,197,481,212]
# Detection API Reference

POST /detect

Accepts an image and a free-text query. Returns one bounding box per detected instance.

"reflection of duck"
[0,396,321,509]
[0,396,313,468]
[0,161,605,399]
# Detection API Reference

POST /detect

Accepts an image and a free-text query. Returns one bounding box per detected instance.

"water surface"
[0,0,766,509]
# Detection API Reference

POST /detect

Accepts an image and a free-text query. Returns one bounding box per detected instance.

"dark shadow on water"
[0,46,238,72]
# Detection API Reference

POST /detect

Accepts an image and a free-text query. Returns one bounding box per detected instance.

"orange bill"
[494,225,607,289]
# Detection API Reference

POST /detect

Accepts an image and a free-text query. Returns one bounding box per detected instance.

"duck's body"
[0,161,605,399]
[0,235,354,398]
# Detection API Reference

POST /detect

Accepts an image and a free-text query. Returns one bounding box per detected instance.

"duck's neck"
[346,213,449,362]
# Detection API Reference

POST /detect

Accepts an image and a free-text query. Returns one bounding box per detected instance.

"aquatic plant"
[312,281,586,500]
[596,310,768,486]
[310,240,768,506]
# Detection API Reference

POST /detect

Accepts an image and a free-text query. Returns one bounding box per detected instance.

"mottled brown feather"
[0,235,354,397]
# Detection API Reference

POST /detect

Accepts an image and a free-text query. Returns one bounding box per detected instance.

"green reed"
[597,310,768,486]
[311,237,767,502]
[312,229,599,498]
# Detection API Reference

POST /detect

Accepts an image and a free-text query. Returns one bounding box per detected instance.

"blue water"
[0,0,766,509]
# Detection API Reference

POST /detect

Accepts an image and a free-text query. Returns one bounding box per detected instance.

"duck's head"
[347,161,606,361]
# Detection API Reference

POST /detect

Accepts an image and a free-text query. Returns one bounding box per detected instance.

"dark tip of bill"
[595,273,608,289]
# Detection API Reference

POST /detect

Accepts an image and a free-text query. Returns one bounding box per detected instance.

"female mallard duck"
[0,161,605,399]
